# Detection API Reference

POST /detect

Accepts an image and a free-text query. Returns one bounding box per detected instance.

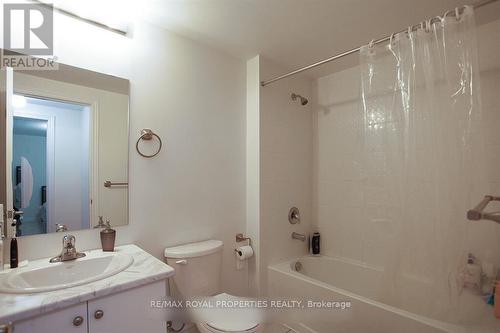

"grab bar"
[104,180,128,188]
[467,195,500,224]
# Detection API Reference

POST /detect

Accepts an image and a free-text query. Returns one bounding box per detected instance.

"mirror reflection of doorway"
[12,94,91,236]
[13,116,47,236]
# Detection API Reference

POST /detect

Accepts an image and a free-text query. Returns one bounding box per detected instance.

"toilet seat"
[196,293,262,333]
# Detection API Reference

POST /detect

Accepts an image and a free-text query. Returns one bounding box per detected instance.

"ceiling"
[47,0,500,78]
[137,0,500,78]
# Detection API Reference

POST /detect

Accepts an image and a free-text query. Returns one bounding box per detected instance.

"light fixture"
[35,0,133,35]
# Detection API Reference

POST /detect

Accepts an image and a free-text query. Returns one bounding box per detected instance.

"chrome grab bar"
[104,180,128,188]
[467,195,500,224]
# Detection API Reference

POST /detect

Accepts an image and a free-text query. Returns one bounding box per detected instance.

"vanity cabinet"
[12,303,87,333]
[12,281,166,333]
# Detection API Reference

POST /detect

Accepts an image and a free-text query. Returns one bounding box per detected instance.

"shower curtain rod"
[260,0,499,87]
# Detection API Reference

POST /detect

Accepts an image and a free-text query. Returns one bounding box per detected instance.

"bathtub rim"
[268,256,464,333]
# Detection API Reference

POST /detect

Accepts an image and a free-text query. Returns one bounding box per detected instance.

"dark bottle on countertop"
[311,232,320,255]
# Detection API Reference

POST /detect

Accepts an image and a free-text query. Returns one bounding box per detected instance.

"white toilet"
[164,240,262,333]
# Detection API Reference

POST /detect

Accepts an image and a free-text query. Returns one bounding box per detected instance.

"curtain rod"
[260,0,499,87]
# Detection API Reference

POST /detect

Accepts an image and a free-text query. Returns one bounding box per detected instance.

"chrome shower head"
[291,93,308,106]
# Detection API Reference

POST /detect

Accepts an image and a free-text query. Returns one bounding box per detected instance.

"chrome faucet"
[49,235,86,263]
[292,232,306,242]
[55,223,67,232]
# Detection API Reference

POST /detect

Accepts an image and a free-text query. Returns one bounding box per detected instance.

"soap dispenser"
[100,219,116,252]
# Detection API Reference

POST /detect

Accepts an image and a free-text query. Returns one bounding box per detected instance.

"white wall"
[5,13,248,295]
[257,58,313,295]
[312,17,500,290]
[246,56,261,296]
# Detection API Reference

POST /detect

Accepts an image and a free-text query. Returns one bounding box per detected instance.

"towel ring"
[136,128,162,158]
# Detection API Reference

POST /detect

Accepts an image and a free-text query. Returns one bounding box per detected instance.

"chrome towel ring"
[136,128,162,158]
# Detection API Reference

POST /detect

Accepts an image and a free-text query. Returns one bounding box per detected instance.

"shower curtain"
[359,6,486,322]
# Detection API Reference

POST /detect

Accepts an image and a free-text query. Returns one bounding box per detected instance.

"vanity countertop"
[0,244,174,323]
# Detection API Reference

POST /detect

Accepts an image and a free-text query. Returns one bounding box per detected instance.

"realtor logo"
[3,3,54,55]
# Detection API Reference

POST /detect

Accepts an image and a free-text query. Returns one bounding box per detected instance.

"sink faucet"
[49,235,86,263]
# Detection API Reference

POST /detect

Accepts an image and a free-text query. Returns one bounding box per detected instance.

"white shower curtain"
[359,6,486,322]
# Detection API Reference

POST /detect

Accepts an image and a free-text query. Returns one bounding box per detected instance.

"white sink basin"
[0,251,134,294]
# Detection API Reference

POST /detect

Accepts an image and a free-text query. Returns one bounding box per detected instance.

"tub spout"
[292,232,306,242]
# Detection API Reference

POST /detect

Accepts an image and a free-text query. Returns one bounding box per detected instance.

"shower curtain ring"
[368,39,375,48]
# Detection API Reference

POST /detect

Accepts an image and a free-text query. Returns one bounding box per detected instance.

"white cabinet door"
[13,303,88,333]
[88,281,166,333]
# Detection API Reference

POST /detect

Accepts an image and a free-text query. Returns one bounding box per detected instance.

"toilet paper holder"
[234,235,254,269]
[235,233,251,245]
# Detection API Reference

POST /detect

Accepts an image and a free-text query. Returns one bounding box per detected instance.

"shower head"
[291,93,308,106]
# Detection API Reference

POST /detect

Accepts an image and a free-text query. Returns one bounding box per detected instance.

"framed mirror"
[1,59,129,237]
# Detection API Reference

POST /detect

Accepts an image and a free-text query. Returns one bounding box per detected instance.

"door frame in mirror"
[1,67,14,238]
[12,108,55,234]
[12,81,99,232]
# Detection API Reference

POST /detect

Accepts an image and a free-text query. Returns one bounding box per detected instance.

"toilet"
[164,240,262,333]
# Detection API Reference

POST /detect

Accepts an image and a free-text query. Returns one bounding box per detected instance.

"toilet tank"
[164,240,223,297]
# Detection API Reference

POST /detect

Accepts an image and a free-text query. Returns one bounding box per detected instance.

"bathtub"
[268,255,465,333]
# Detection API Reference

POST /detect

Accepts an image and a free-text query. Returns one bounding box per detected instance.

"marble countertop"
[0,244,174,323]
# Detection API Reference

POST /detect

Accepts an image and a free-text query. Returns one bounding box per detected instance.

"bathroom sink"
[0,251,133,294]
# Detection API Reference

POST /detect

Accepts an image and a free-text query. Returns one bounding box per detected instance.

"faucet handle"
[94,216,106,228]
[55,223,67,232]
[62,235,76,249]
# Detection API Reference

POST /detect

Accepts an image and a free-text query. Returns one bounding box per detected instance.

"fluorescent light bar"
[34,0,130,35]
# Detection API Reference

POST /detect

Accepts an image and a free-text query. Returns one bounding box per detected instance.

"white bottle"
[463,253,481,291]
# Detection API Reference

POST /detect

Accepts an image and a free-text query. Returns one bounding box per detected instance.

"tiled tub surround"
[0,244,174,323]
[258,57,313,295]
[312,18,500,325]
[313,18,500,274]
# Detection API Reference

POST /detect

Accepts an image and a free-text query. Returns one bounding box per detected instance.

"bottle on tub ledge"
[495,281,500,319]
[311,232,320,255]
[462,253,482,292]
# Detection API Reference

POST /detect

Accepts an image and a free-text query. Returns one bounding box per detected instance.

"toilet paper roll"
[235,245,253,260]
[235,252,245,271]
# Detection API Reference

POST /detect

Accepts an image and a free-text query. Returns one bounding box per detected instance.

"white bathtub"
[268,255,466,333]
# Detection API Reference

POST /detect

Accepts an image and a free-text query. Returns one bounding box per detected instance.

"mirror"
[4,61,129,236]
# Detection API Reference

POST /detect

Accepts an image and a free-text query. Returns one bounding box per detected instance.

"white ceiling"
[50,0,500,78]
[137,0,500,78]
